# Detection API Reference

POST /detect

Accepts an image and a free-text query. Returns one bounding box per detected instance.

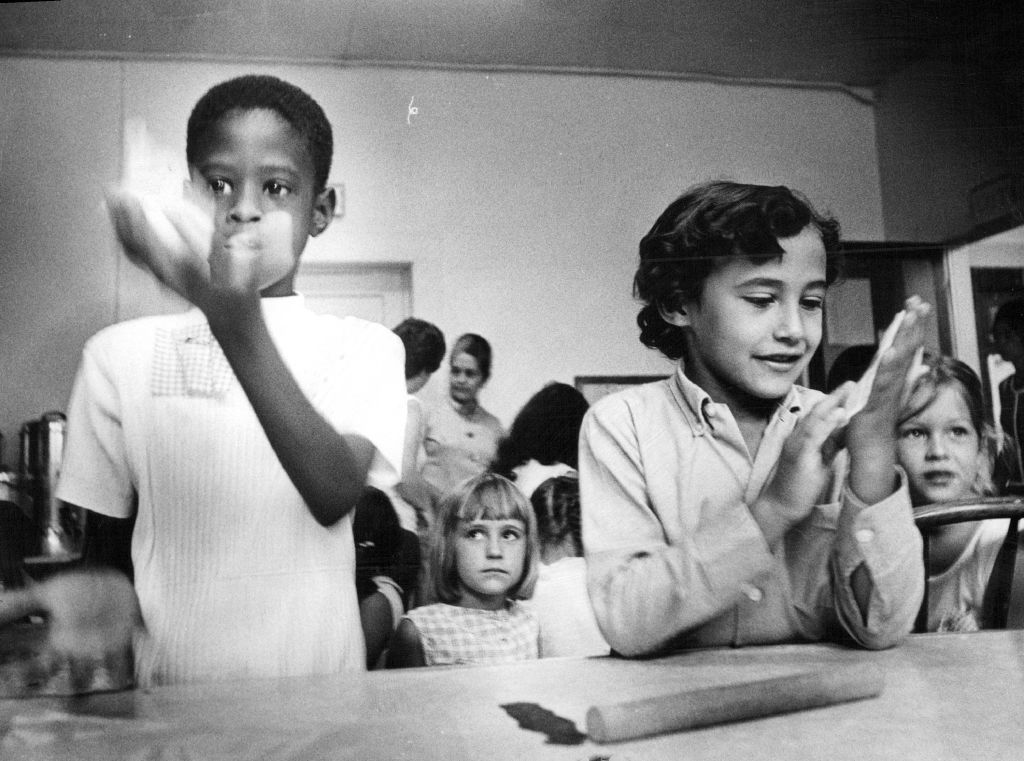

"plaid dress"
[404,602,539,666]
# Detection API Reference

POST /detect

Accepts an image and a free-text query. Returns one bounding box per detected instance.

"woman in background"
[421,334,504,498]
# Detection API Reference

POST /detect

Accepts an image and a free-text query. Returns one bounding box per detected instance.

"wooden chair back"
[913,496,1024,632]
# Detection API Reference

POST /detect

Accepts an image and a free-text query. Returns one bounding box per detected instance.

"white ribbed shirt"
[57,296,406,685]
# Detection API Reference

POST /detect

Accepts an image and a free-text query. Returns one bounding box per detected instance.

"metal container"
[19,411,84,559]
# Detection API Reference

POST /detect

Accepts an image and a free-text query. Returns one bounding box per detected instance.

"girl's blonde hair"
[424,472,539,605]
[899,352,998,497]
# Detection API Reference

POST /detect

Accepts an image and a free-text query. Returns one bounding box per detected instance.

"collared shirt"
[580,366,923,656]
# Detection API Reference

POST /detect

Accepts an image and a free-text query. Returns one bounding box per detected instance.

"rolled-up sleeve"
[580,398,774,656]
[831,468,923,649]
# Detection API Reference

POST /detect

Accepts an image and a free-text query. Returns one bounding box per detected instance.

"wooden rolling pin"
[586,664,883,743]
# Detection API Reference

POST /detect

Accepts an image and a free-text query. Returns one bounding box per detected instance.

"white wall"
[0,58,122,461]
[0,56,885,444]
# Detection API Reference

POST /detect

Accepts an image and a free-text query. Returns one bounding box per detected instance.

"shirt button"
[855,529,875,544]
[742,585,763,602]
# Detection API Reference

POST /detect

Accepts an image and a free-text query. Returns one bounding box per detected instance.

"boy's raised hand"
[105,187,214,304]
[844,296,931,504]
[105,188,264,320]
[755,390,850,544]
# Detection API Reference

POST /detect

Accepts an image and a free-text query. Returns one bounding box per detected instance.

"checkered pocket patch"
[151,323,234,398]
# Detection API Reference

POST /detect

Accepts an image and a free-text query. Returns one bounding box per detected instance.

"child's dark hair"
[993,297,1024,339]
[353,487,404,600]
[493,383,590,476]
[186,74,333,191]
[634,180,842,360]
[530,475,582,556]
[426,473,538,605]
[393,318,446,380]
[826,344,877,392]
[451,333,493,382]
[899,353,996,496]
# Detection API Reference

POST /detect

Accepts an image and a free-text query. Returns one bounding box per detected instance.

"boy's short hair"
[493,382,590,476]
[186,74,333,191]
[393,318,446,380]
[451,333,493,381]
[993,297,1024,338]
[634,180,842,360]
[426,473,539,605]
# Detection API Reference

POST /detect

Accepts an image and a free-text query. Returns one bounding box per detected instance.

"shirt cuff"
[834,466,919,581]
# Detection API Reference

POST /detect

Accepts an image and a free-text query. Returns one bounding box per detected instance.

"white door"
[295,261,412,329]
[946,226,1024,419]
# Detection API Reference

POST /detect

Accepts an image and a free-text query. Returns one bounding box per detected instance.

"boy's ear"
[658,302,691,327]
[310,186,336,237]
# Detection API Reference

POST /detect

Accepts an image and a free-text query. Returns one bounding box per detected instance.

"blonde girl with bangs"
[387,473,540,668]
[895,353,1009,631]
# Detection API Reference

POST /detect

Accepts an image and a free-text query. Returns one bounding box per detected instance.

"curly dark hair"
[492,382,590,476]
[634,181,842,360]
[393,318,446,380]
[186,74,333,191]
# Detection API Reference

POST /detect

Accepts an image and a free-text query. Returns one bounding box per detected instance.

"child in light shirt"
[524,475,610,658]
[896,354,1009,631]
[581,180,929,655]
[57,74,406,684]
[388,473,539,668]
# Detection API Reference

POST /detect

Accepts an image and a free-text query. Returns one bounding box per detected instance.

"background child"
[353,487,420,668]
[387,473,539,668]
[523,474,610,658]
[896,354,1009,632]
[581,180,929,656]
[56,74,406,685]
[991,297,1024,484]
[492,382,590,501]
[389,317,447,533]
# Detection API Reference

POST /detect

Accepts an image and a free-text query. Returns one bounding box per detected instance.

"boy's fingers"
[162,196,215,259]
[797,393,848,449]
[105,189,150,259]
[210,238,261,292]
[873,298,931,384]
[888,297,931,356]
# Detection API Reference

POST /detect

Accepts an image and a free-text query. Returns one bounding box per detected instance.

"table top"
[2,630,1022,761]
